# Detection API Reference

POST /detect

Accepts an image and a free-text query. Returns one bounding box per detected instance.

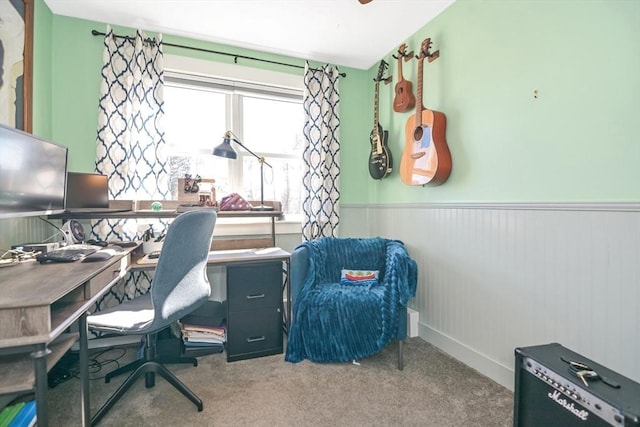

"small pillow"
[340,269,379,286]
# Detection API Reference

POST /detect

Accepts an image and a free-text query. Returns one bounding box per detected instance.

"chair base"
[105,355,198,385]
[91,360,203,426]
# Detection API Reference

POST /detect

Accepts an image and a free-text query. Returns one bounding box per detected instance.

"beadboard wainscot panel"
[340,202,640,389]
[0,217,54,255]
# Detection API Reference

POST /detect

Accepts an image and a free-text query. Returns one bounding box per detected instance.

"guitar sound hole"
[414,127,423,141]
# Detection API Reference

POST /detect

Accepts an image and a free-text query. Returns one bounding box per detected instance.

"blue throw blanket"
[285,237,418,363]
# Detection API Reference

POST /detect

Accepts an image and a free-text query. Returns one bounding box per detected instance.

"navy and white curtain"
[94,26,169,241]
[93,27,168,310]
[301,64,341,241]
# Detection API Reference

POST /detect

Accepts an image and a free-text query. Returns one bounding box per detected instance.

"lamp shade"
[212,136,238,159]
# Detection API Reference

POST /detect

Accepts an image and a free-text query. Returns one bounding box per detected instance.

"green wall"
[32,0,368,174]
[349,0,640,203]
[34,0,639,203]
[31,0,52,137]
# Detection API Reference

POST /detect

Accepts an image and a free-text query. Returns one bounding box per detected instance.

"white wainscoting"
[341,203,640,390]
[0,217,53,253]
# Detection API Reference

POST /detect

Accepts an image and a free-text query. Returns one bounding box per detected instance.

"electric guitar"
[368,60,393,180]
[399,38,452,186]
[392,43,415,113]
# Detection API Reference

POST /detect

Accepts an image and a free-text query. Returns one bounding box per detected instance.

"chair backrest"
[148,209,217,331]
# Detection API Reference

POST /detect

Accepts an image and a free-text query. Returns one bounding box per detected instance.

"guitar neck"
[397,56,403,81]
[415,59,424,126]
[373,81,380,128]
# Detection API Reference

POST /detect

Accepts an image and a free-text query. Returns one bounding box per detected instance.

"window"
[162,69,304,216]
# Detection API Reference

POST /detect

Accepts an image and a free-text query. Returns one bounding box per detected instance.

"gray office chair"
[87,209,217,426]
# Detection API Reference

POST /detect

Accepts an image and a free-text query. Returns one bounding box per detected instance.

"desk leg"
[79,312,90,426]
[285,258,291,334]
[270,217,276,247]
[31,344,51,426]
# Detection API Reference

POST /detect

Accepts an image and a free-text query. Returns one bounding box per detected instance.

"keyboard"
[36,245,101,263]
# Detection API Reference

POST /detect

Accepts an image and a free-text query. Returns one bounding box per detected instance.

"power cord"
[48,346,130,388]
[0,248,40,266]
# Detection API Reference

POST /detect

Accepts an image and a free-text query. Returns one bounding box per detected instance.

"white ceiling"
[44,0,455,70]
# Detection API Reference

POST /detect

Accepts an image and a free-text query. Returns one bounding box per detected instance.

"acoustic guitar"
[392,43,415,113]
[399,38,452,186]
[368,60,393,180]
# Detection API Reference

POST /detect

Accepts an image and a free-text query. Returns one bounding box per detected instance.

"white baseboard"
[419,323,515,391]
[407,308,419,338]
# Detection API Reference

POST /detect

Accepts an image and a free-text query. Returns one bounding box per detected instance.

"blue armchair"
[285,237,417,369]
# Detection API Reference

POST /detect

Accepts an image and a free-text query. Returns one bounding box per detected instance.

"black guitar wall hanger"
[373,60,392,84]
[417,48,440,63]
[392,48,415,62]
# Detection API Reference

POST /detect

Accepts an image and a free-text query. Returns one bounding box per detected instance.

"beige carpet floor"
[47,337,513,426]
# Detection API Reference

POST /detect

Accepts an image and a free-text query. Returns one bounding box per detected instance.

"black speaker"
[514,343,640,427]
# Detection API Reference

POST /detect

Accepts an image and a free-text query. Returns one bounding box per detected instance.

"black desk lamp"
[212,131,274,211]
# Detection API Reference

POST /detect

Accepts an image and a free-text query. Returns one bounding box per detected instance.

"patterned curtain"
[92,27,168,311]
[301,64,341,241]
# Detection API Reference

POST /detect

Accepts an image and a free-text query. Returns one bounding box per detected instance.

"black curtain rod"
[91,29,346,78]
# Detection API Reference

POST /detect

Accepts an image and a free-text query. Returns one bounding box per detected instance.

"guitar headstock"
[397,43,414,61]
[417,38,440,63]
[374,59,391,83]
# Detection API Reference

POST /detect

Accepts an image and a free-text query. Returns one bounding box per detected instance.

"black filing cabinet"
[226,261,283,362]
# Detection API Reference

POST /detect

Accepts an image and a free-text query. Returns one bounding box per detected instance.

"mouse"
[82,249,117,262]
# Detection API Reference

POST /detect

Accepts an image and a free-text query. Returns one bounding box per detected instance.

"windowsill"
[214,216,301,237]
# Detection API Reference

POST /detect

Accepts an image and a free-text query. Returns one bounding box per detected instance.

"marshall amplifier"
[514,343,640,427]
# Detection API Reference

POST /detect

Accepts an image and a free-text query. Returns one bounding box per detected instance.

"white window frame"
[163,55,304,232]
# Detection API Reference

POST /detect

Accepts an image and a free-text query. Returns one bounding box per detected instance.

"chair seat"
[295,282,384,362]
[88,293,154,334]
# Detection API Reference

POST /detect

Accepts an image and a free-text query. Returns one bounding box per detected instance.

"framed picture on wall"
[0,0,33,132]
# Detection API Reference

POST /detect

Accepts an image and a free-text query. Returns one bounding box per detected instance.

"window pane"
[164,84,230,199]
[164,85,226,154]
[163,77,303,215]
[168,155,232,201]
[242,96,304,155]
[242,156,302,215]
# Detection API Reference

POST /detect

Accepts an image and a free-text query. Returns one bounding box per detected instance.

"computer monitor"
[65,172,109,209]
[0,124,68,219]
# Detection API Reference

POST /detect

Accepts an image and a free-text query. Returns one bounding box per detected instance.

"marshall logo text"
[548,390,590,421]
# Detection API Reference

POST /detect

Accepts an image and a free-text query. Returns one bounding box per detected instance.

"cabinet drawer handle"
[246,293,265,300]
[246,336,266,343]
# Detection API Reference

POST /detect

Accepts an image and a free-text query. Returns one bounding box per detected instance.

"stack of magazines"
[179,322,226,357]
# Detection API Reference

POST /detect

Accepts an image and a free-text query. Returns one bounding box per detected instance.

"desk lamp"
[213,131,274,211]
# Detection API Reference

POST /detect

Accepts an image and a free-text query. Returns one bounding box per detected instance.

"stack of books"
[179,322,226,357]
[0,400,36,427]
